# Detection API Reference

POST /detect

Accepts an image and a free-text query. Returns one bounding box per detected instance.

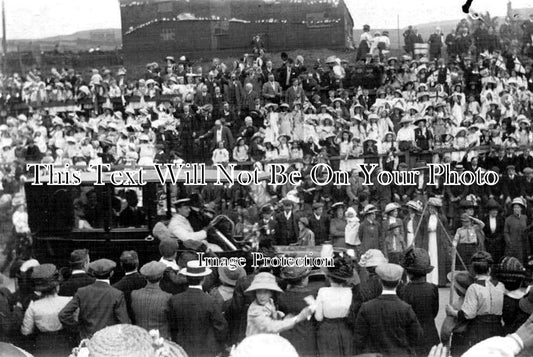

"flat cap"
[312,202,324,209]
[88,259,116,277]
[31,263,58,280]
[376,263,404,282]
[140,261,167,279]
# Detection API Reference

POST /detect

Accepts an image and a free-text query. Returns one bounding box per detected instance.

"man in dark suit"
[354,263,423,356]
[308,202,330,245]
[274,199,299,245]
[59,249,95,297]
[112,251,146,322]
[241,83,259,116]
[224,73,243,114]
[198,119,235,152]
[168,261,227,357]
[131,261,172,339]
[195,84,213,107]
[278,58,298,91]
[502,165,522,205]
[59,259,131,340]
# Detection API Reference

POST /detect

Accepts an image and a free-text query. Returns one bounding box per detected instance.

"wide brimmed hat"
[361,204,379,216]
[401,247,434,275]
[384,202,401,214]
[280,266,311,283]
[180,260,212,277]
[359,249,388,268]
[427,197,443,207]
[218,266,246,287]
[326,255,355,281]
[85,324,187,357]
[245,272,283,293]
[447,271,474,296]
[399,117,413,125]
[512,197,527,209]
[405,200,423,212]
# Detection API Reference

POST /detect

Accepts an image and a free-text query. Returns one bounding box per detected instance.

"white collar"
[189,284,203,290]
[96,279,110,284]
[71,269,86,275]
[382,290,397,295]
[124,271,137,276]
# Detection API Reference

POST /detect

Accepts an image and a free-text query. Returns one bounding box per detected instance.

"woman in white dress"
[263,104,279,144]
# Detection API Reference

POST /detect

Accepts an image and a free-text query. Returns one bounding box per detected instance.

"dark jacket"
[131,283,172,339]
[354,294,423,357]
[482,215,506,264]
[274,211,299,245]
[59,281,131,339]
[168,287,228,357]
[58,272,95,297]
[308,213,330,245]
[112,272,147,322]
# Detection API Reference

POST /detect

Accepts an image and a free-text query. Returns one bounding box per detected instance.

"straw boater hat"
[401,247,434,275]
[180,260,212,277]
[245,272,283,293]
[80,324,187,357]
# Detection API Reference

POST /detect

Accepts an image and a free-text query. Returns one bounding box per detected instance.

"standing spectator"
[308,202,330,245]
[58,249,95,297]
[504,197,529,264]
[315,254,355,357]
[59,259,131,340]
[403,26,416,57]
[453,213,486,270]
[112,250,147,322]
[445,252,504,354]
[358,204,382,253]
[496,257,528,336]
[482,199,505,265]
[398,248,440,356]
[521,14,533,55]
[354,263,423,356]
[262,73,282,104]
[445,30,456,58]
[21,264,72,356]
[131,261,172,339]
[357,24,372,61]
[428,28,443,60]
[278,266,317,357]
[293,217,315,246]
[168,261,227,356]
[273,199,299,245]
[329,202,346,247]
[209,266,246,315]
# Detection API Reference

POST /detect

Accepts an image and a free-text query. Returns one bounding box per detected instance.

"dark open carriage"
[25,166,271,266]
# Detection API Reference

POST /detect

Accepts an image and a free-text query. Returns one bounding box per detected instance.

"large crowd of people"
[3,13,533,357]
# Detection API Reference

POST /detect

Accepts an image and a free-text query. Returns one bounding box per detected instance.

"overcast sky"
[1,0,533,40]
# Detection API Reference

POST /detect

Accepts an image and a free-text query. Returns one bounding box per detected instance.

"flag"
[495,54,506,71]
[514,57,525,74]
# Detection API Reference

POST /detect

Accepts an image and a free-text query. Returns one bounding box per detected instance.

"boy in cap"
[59,258,130,340]
[131,261,172,339]
[59,249,95,297]
[354,263,423,356]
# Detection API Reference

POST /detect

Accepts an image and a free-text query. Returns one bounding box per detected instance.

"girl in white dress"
[137,135,155,166]
[278,104,292,137]
[264,104,279,144]
[212,141,230,165]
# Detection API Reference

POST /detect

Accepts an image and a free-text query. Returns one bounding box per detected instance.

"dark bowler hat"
[88,259,116,277]
[140,261,167,280]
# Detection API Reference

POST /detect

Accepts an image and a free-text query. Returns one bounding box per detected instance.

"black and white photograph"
[3,0,533,356]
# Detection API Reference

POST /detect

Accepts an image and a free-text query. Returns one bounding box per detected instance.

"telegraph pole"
[2,0,6,74]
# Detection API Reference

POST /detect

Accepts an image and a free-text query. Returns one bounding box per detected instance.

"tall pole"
[397,14,400,51]
[2,0,6,74]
